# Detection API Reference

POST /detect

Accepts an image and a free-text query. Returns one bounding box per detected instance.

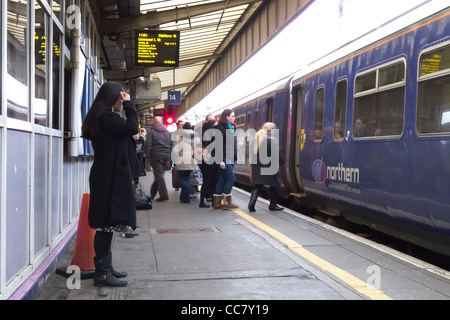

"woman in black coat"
[248,122,285,212]
[81,81,139,287]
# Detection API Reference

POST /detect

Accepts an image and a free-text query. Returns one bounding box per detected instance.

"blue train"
[224,6,450,256]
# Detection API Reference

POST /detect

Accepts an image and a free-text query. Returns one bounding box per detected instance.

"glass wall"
[0,0,100,299]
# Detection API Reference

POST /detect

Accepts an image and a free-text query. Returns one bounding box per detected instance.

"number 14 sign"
[168,90,181,105]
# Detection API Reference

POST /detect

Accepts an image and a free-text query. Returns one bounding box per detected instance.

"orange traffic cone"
[70,193,96,271]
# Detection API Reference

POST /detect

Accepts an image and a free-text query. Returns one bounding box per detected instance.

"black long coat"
[251,135,285,187]
[88,101,139,229]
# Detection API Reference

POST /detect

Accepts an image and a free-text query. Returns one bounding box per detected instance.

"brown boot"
[213,194,223,209]
[222,194,239,210]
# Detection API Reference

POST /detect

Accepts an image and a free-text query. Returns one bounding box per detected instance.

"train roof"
[292,1,450,83]
[219,73,294,112]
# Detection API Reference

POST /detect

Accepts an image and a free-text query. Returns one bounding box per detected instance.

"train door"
[292,85,305,192]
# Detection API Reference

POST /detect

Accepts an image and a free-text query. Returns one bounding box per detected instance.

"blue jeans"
[177,170,194,203]
[214,163,235,195]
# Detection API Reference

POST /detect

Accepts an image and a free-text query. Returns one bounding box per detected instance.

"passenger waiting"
[354,117,368,137]
[172,122,197,203]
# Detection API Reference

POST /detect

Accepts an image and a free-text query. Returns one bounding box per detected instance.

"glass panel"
[52,138,62,237]
[6,131,30,282]
[62,157,70,231]
[379,61,405,87]
[71,157,77,220]
[35,1,49,126]
[52,0,62,21]
[355,71,376,94]
[7,0,29,121]
[354,87,405,137]
[417,74,450,134]
[314,88,324,140]
[34,134,49,257]
[334,80,347,140]
[52,24,62,129]
[419,45,450,77]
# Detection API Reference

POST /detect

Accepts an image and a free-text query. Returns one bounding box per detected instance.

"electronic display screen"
[135,30,180,67]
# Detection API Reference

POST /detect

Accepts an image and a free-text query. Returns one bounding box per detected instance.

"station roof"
[96,0,264,110]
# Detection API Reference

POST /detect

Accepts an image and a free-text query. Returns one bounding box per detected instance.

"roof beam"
[103,54,221,80]
[101,0,262,35]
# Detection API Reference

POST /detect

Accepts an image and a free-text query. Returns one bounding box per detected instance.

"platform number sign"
[168,90,181,105]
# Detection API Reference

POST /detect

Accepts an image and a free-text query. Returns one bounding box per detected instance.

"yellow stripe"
[233,209,393,300]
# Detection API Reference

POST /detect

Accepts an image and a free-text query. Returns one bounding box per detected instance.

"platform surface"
[37,169,450,303]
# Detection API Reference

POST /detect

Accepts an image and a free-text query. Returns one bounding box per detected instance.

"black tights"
[94,231,113,258]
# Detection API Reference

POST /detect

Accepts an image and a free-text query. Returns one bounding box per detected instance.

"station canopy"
[98,0,263,111]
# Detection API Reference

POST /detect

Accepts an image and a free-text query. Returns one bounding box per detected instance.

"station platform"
[37,169,450,303]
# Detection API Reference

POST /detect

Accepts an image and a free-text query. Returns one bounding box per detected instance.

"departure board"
[135,30,180,67]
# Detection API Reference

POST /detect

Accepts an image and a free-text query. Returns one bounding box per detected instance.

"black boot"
[248,189,259,212]
[199,188,211,208]
[109,252,127,278]
[268,187,284,211]
[93,255,128,287]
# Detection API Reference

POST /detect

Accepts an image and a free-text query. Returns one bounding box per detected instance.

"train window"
[7,0,29,121]
[314,87,325,141]
[266,98,274,122]
[254,110,259,130]
[353,60,406,138]
[417,44,450,135]
[235,115,245,129]
[355,71,376,94]
[419,44,450,76]
[379,62,405,88]
[334,80,347,140]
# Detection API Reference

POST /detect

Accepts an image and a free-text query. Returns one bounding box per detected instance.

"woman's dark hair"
[218,108,233,125]
[81,81,123,139]
[183,122,192,130]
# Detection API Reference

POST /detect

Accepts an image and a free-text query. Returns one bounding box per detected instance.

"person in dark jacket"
[248,122,285,212]
[133,130,147,185]
[212,109,239,210]
[198,118,218,207]
[81,81,139,287]
[144,116,172,201]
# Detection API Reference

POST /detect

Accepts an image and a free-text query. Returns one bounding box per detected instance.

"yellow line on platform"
[233,209,393,300]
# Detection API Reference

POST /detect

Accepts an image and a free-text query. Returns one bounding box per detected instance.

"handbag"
[134,182,152,210]
[189,165,203,186]
[165,160,172,171]
[136,193,152,210]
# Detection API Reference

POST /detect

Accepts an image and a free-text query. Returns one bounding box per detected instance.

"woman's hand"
[220,161,226,169]
[120,91,130,101]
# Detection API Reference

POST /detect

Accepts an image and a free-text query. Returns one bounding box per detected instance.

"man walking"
[144,116,172,201]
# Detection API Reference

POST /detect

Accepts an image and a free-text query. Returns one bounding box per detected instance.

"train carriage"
[230,76,294,193]
[290,6,450,255]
